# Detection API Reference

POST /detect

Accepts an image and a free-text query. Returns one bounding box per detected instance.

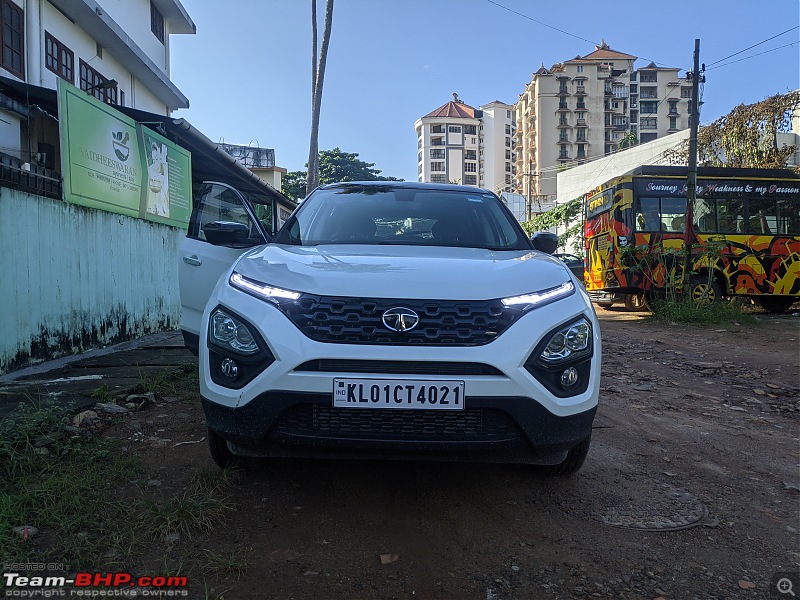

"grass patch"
[648,298,758,326]
[134,363,199,401]
[202,547,253,580]
[0,402,141,567]
[145,490,230,540]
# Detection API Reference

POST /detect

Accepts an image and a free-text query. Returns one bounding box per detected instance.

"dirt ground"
[109,307,799,600]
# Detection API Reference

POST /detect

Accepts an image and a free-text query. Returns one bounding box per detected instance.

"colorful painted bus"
[584,166,800,313]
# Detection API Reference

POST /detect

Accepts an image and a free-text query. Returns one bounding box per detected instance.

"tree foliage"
[665,91,800,171]
[521,197,583,253]
[282,148,403,200]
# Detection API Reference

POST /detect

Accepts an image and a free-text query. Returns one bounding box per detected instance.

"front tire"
[623,293,648,312]
[541,436,591,476]
[756,296,798,314]
[207,427,238,469]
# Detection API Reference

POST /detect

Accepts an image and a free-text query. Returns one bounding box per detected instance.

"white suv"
[179,181,601,474]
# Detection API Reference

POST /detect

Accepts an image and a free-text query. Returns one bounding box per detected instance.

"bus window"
[661,197,687,232]
[693,198,716,232]
[748,198,778,234]
[636,197,662,231]
[776,198,800,234]
[717,198,745,233]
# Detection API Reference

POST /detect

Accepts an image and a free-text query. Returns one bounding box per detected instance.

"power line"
[705,25,799,67]
[707,42,799,70]
[485,0,679,70]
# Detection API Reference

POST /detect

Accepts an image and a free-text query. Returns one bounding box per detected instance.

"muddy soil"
[114,308,800,600]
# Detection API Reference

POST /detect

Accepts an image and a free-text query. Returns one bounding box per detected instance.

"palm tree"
[306,0,334,196]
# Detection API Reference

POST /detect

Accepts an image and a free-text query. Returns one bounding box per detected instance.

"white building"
[1,0,193,114]
[415,94,515,193]
[515,42,688,201]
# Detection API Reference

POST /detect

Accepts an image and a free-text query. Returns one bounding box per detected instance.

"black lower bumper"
[201,391,597,465]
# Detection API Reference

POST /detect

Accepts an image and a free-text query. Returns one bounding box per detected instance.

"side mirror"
[531,231,558,254]
[202,221,252,246]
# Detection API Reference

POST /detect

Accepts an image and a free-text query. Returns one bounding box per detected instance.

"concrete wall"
[0,188,181,374]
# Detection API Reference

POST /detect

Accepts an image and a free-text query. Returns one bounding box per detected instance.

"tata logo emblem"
[382,307,420,332]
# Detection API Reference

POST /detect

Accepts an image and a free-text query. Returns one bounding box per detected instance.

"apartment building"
[415,94,515,193]
[515,42,688,199]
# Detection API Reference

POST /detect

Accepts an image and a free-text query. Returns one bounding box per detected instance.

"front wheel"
[540,436,591,476]
[690,276,722,306]
[207,427,239,469]
[623,293,648,312]
[756,296,798,314]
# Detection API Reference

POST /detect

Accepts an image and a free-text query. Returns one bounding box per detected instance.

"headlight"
[538,318,592,365]
[501,281,575,309]
[230,272,301,304]
[525,317,594,398]
[210,308,260,355]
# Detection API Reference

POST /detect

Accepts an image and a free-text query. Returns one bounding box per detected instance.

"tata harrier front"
[195,182,601,474]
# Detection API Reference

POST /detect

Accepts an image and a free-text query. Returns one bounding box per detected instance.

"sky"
[170,0,800,185]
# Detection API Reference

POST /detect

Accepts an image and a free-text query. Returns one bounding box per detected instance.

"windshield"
[273,185,531,250]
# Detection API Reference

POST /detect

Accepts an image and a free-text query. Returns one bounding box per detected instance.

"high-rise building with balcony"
[415,94,515,193]
[515,42,688,200]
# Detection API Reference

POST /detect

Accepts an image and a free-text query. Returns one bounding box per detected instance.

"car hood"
[231,244,572,300]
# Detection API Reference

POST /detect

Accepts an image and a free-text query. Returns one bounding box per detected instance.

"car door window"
[188,183,266,245]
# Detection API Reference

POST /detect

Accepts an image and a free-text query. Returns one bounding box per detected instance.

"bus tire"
[755,296,798,315]
[623,293,648,312]
[690,276,722,306]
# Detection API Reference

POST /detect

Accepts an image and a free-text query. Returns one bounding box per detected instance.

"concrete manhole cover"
[552,481,709,531]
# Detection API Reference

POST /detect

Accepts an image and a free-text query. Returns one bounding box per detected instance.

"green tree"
[319,147,401,183]
[281,171,308,200]
[283,148,403,199]
[521,197,583,253]
[664,91,800,170]
[617,130,639,150]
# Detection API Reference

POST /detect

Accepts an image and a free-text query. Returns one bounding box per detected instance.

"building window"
[505,174,512,185]
[577,65,583,73]
[151,1,165,44]
[559,115,568,126]
[464,162,476,173]
[505,124,511,135]
[464,175,477,185]
[448,125,461,133]
[641,101,658,114]
[559,130,568,141]
[577,144,586,158]
[465,149,476,160]
[431,174,447,183]
[430,149,445,159]
[431,125,445,133]
[1,0,24,79]
[418,151,422,163]
[505,137,511,147]
[559,148,569,159]
[79,60,117,104]
[576,129,586,142]
[505,149,511,160]
[465,125,476,135]
[669,116,678,130]
[505,162,511,172]
[506,110,511,118]
[668,100,679,114]
[641,117,657,130]
[430,161,445,172]
[45,32,73,83]
[681,87,692,98]
[431,137,444,146]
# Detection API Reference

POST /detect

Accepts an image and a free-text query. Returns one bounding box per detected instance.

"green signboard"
[58,80,192,228]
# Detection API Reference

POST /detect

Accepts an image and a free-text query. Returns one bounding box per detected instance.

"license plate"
[333,378,465,410]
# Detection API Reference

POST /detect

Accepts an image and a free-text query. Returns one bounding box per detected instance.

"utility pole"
[526,159,533,221]
[683,38,702,299]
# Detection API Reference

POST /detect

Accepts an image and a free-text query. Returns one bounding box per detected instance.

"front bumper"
[202,391,597,464]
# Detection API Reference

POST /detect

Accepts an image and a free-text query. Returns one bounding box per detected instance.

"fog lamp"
[560,367,579,387]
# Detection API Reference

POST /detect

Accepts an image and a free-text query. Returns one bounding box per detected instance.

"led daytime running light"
[502,281,575,307]
[230,272,301,302]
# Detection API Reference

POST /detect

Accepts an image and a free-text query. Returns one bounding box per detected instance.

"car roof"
[316,181,495,195]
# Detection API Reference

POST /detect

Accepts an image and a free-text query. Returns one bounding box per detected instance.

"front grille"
[278,295,524,346]
[294,359,504,376]
[271,405,521,441]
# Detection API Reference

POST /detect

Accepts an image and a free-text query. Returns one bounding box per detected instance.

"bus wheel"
[690,276,722,306]
[756,296,798,314]
[623,293,648,312]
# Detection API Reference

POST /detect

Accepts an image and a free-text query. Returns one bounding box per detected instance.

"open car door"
[179,182,270,354]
